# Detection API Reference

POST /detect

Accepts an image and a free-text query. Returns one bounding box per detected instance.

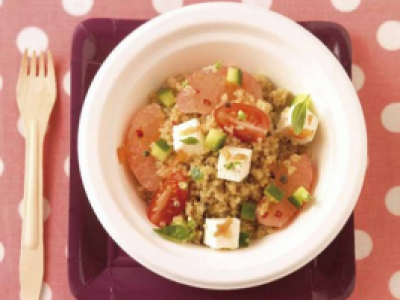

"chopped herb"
[182,79,189,87]
[264,183,284,203]
[280,175,288,184]
[291,95,311,135]
[178,182,188,190]
[239,232,250,247]
[237,110,247,121]
[180,137,200,145]
[154,223,195,243]
[190,167,203,182]
[224,161,242,170]
[143,150,150,157]
[155,139,171,151]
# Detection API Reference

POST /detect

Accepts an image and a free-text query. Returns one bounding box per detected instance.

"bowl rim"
[78,2,368,290]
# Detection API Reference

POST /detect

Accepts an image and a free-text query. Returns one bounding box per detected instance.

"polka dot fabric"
[0,1,399,300]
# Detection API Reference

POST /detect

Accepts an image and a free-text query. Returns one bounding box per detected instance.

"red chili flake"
[275,210,282,218]
[136,128,144,138]
[203,99,212,106]
[262,212,269,219]
[196,89,200,94]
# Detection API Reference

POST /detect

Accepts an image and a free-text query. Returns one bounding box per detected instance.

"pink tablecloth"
[0,0,399,299]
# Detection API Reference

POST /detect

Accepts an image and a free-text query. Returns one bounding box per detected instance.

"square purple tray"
[68,19,355,300]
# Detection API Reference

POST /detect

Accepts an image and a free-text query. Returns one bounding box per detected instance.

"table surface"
[0,1,399,300]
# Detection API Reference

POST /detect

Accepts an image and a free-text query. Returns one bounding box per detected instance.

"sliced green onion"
[182,79,189,88]
[241,202,256,221]
[190,167,203,182]
[213,62,222,70]
[264,183,284,203]
[237,110,247,121]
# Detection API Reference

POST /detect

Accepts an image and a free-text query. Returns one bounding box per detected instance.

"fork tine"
[46,50,55,81]
[38,51,45,77]
[19,49,29,77]
[29,51,37,77]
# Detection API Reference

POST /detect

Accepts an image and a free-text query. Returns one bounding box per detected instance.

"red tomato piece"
[147,171,190,227]
[214,103,271,143]
[256,155,314,228]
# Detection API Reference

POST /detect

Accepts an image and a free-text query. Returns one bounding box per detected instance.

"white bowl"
[78,3,367,290]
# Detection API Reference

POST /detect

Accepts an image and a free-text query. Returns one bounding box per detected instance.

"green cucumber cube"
[205,128,227,151]
[150,139,172,161]
[264,183,284,203]
[157,88,176,108]
[226,67,242,86]
[288,186,311,208]
[241,202,256,221]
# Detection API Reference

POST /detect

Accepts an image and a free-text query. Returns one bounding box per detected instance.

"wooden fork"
[17,50,56,300]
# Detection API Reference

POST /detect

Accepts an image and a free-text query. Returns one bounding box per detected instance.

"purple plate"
[68,19,355,300]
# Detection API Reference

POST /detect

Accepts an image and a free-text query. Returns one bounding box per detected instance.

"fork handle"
[20,118,44,300]
[23,119,41,248]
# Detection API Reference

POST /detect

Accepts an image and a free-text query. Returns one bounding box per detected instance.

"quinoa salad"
[118,64,319,250]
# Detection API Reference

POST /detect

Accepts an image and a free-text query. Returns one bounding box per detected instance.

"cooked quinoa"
[147,73,311,245]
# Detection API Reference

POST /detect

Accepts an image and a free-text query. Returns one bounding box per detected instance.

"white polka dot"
[17,27,48,55]
[377,21,400,51]
[382,103,400,133]
[352,64,365,91]
[64,156,70,177]
[386,186,400,216]
[0,158,3,176]
[331,0,361,12]
[19,197,51,222]
[355,229,373,260]
[0,242,4,262]
[242,0,273,8]
[152,0,183,13]
[0,75,3,91]
[63,71,70,96]
[62,0,93,16]
[390,271,400,299]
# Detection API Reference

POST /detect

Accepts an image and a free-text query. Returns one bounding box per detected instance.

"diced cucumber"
[239,232,250,248]
[150,138,172,161]
[241,202,256,221]
[157,88,176,108]
[264,183,284,203]
[226,67,242,85]
[205,128,227,151]
[288,186,311,208]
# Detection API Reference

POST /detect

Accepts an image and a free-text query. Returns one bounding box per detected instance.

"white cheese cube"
[203,218,241,250]
[172,119,205,154]
[276,106,319,144]
[217,146,252,182]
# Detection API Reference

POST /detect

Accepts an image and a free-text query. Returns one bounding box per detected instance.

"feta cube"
[203,218,241,250]
[276,106,319,144]
[172,119,205,154]
[217,146,252,182]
